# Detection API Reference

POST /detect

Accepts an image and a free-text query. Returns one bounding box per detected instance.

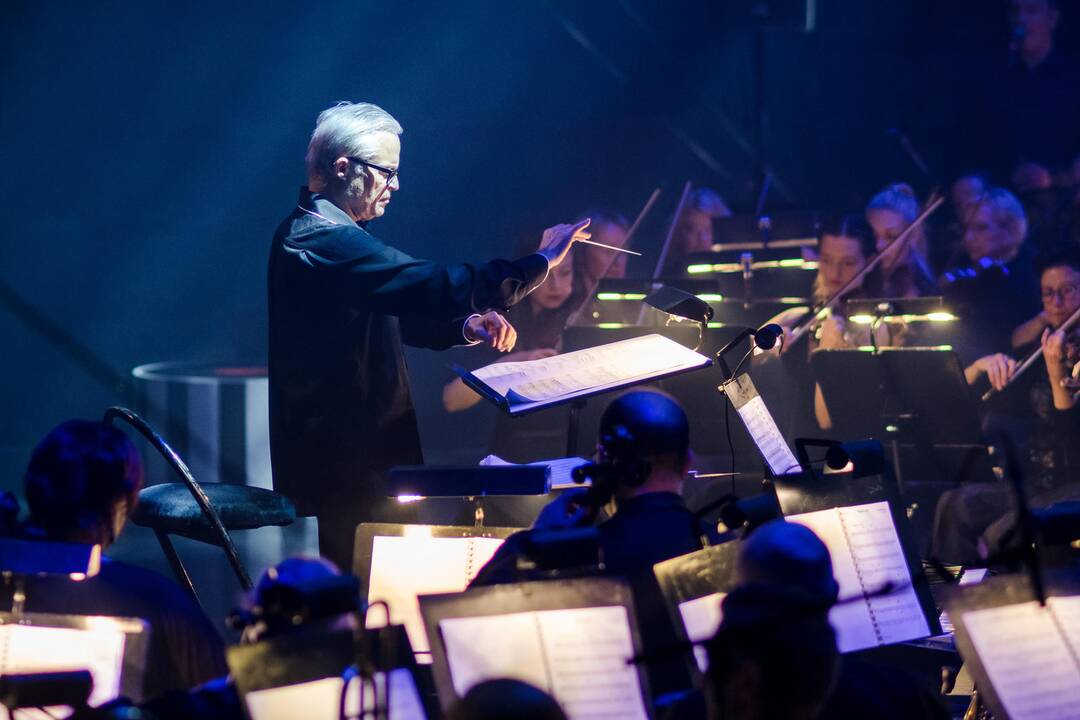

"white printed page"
[678,592,725,671]
[439,612,550,697]
[244,669,426,720]
[471,334,708,405]
[535,606,648,720]
[1,624,126,709]
[367,535,505,654]
[1049,595,1080,662]
[838,502,929,645]
[787,508,878,653]
[734,395,800,476]
[963,600,1080,720]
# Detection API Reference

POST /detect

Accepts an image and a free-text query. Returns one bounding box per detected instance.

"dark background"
[4,1,1079,488]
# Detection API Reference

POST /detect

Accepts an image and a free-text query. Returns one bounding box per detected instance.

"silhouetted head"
[24,420,143,547]
[737,521,839,602]
[597,390,691,492]
[447,679,567,720]
[705,521,841,720]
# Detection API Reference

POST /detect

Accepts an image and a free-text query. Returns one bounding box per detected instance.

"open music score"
[439,606,648,720]
[244,669,427,720]
[366,534,507,656]
[788,501,930,652]
[723,372,801,476]
[960,596,1080,720]
[460,334,711,414]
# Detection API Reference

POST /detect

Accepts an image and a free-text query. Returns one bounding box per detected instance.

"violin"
[982,304,1080,401]
[788,194,945,347]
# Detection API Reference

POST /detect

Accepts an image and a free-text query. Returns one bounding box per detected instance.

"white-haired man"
[268,102,589,568]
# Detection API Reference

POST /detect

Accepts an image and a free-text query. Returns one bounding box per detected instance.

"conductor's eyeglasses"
[1041,284,1080,302]
[345,157,398,184]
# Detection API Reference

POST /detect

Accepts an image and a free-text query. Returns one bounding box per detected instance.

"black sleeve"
[399,314,472,350]
[283,225,549,319]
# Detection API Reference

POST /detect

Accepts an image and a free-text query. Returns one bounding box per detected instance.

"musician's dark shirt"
[942,246,1041,366]
[268,188,548,565]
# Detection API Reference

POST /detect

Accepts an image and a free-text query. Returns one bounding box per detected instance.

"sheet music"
[0,623,126,710]
[733,395,800,476]
[244,669,426,720]
[440,612,551,696]
[678,592,725,671]
[367,535,505,654]
[471,334,708,406]
[440,606,648,720]
[837,503,929,646]
[963,600,1080,720]
[788,502,927,652]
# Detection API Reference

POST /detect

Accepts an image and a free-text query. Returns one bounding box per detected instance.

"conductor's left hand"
[465,311,517,352]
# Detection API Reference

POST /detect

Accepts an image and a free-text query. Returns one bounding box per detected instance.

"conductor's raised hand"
[538,219,591,268]
[465,311,518,352]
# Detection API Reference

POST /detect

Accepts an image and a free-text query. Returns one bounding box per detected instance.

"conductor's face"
[336,131,401,223]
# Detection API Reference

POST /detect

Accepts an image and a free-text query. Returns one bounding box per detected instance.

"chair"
[104,406,296,602]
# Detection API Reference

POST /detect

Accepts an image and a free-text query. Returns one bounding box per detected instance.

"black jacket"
[268,188,549,519]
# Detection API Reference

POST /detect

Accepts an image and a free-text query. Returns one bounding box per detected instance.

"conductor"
[268,101,590,568]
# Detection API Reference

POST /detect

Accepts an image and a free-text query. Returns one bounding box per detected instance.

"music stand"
[0,611,149,705]
[228,627,430,720]
[653,541,742,673]
[354,524,520,660]
[943,570,1080,720]
[418,576,651,719]
[770,469,943,649]
[811,347,995,489]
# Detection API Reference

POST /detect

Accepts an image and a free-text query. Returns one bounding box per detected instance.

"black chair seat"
[132,483,296,544]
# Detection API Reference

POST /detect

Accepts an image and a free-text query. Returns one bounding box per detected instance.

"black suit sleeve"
[399,314,472,350]
[283,225,549,319]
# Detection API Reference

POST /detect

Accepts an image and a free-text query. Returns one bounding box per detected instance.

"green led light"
[596,292,646,301]
[778,258,805,267]
[597,322,626,329]
[848,314,875,325]
[926,312,957,322]
[696,293,724,302]
[687,264,713,274]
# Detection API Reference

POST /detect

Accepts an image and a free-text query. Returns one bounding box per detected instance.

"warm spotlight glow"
[396,494,425,503]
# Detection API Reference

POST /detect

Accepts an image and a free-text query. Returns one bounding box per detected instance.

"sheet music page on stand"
[1049,595,1080,657]
[734,395,800,476]
[837,502,928,644]
[787,508,878,652]
[678,592,725,671]
[440,607,648,720]
[1,623,127,709]
[535,606,648,720]
[471,334,707,404]
[963,600,1080,720]
[244,669,426,720]
[367,535,505,654]
[440,612,551,697]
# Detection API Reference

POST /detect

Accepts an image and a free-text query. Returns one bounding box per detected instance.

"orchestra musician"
[267,101,590,569]
[865,183,937,298]
[660,187,732,277]
[932,250,1080,562]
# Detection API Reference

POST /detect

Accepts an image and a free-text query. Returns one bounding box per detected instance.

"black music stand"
[228,626,431,720]
[418,576,652,718]
[769,469,943,642]
[0,611,149,704]
[943,570,1080,720]
[811,347,995,489]
[652,540,742,674]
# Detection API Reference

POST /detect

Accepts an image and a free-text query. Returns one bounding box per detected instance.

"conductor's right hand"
[538,218,591,268]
